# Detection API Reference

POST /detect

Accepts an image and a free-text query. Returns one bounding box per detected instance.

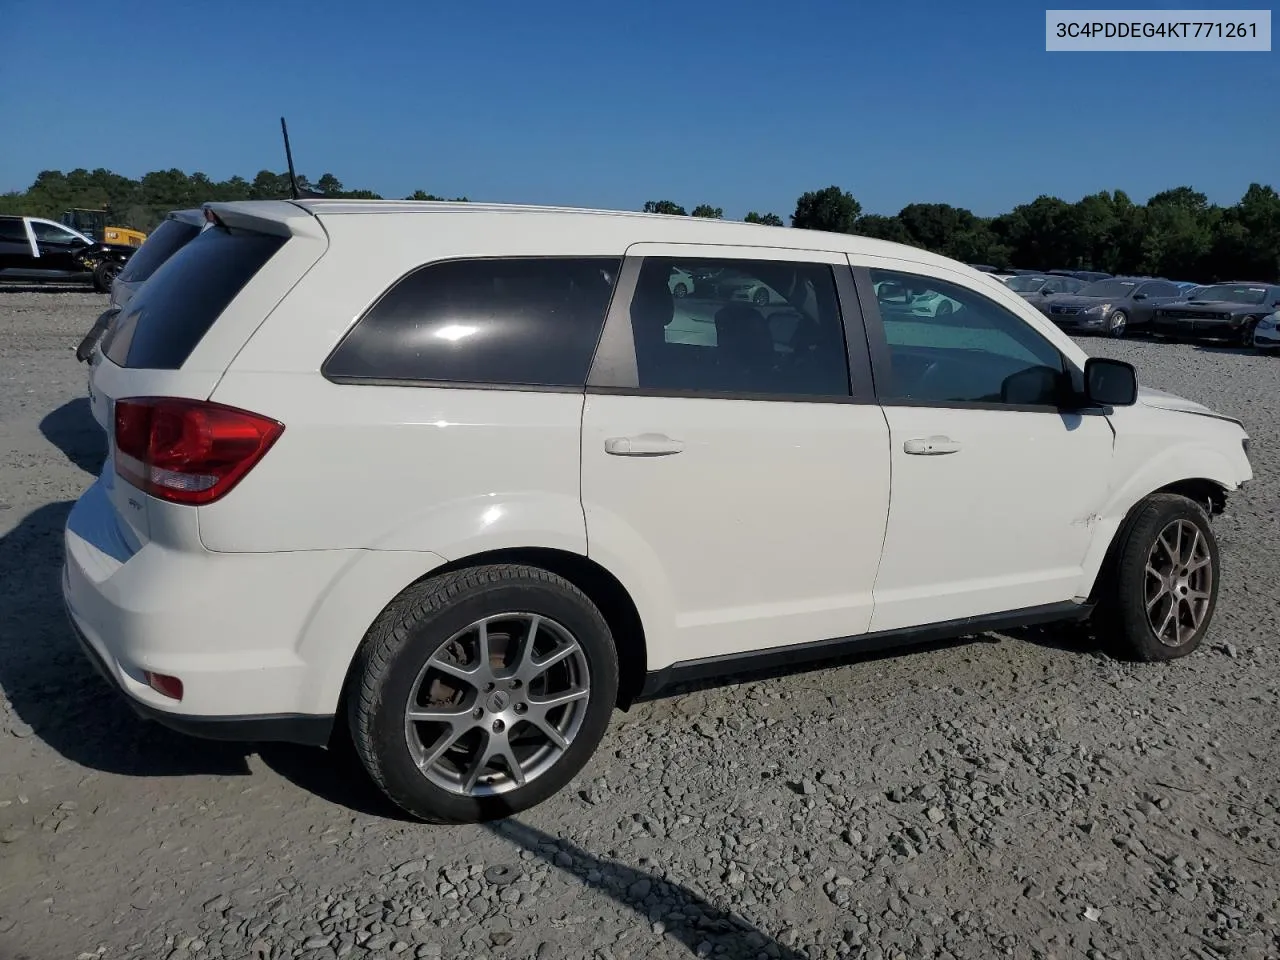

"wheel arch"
[337,547,649,718]
[1084,477,1229,604]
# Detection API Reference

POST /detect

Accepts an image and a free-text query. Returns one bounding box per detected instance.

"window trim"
[585,252,876,405]
[319,254,624,393]
[852,264,1089,415]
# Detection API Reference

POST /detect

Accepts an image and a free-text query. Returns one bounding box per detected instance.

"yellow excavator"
[59,208,147,247]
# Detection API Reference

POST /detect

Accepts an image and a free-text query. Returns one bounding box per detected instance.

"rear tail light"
[114,397,283,505]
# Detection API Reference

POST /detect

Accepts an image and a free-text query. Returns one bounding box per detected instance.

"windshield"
[1077,279,1137,298]
[1189,284,1268,304]
[1005,276,1048,292]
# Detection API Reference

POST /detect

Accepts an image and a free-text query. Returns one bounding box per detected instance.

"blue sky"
[2,0,1276,217]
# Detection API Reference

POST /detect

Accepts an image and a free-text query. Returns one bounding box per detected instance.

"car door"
[581,244,890,671]
[29,219,89,276]
[851,258,1114,632]
[0,217,39,276]
[1131,280,1181,328]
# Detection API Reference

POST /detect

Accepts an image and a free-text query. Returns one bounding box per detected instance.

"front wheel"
[1097,493,1220,661]
[92,260,121,293]
[1107,310,1128,338]
[1238,319,1258,347]
[348,564,619,823]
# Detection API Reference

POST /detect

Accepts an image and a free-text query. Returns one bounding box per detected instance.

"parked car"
[1040,277,1186,337]
[1003,273,1086,306]
[0,214,136,291]
[667,267,695,298]
[1254,309,1280,354]
[64,199,1252,824]
[75,209,207,366]
[1151,282,1280,345]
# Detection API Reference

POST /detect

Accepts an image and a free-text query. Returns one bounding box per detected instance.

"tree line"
[3,168,1276,282]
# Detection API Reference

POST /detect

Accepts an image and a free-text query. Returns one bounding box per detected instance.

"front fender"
[1077,438,1249,595]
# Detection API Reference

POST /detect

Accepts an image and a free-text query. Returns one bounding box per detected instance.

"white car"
[64,199,1253,824]
[667,267,695,298]
[1253,309,1280,353]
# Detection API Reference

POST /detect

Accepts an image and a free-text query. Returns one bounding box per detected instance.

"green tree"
[791,186,861,233]
[744,211,784,226]
[690,204,723,218]
[643,200,687,215]
[853,213,911,244]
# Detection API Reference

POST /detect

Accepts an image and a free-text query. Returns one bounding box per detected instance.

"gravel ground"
[1,288,1278,960]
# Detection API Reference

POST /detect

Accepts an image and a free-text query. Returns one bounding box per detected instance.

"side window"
[869,268,1066,407]
[1064,278,1085,293]
[1042,278,1065,293]
[629,257,851,397]
[30,221,83,245]
[1148,282,1179,298]
[0,219,28,243]
[324,257,620,387]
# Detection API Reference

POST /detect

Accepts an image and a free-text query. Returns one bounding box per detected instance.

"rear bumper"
[61,478,356,741]
[63,602,332,746]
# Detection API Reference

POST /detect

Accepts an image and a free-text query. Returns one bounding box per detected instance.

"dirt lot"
[1,289,1278,960]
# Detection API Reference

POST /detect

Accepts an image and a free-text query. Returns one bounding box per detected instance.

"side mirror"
[1132,292,1148,300]
[1084,357,1137,407]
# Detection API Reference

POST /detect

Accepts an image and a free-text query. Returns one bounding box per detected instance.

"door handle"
[904,436,961,456]
[604,434,684,457]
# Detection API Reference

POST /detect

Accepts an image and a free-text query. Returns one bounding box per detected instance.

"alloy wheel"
[1144,518,1213,646]
[404,613,591,796]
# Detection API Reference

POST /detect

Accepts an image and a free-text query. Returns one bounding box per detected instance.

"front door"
[855,261,1115,632]
[581,245,891,671]
[29,219,89,276]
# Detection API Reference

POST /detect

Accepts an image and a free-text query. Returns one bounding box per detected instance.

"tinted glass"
[870,269,1065,406]
[1191,284,1269,304]
[1078,279,1138,298]
[325,257,620,387]
[1141,282,1179,298]
[0,219,27,243]
[117,218,202,283]
[102,226,286,370]
[31,221,83,245]
[1005,275,1048,292]
[629,257,850,397]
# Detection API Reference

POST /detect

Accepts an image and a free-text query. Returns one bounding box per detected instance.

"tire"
[1107,310,1128,338]
[1096,493,1220,662]
[1238,319,1258,348]
[672,282,688,298]
[92,260,120,294]
[752,287,769,306]
[348,563,619,823]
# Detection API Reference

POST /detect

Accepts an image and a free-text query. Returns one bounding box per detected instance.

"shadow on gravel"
[0,501,252,778]
[0,283,99,295]
[488,819,807,960]
[1004,620,1109,655]
[39,397,106,476]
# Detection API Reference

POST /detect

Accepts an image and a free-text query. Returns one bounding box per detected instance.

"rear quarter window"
[323,257,621,388]
[116,218,202,284]
[102,226,287,370]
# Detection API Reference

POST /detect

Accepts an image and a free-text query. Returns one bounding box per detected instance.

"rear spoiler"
[200,201,325,241]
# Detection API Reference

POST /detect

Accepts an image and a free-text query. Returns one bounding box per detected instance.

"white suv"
[63,200,1253,823]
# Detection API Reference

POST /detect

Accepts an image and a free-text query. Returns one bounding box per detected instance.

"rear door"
[580,243,890,671]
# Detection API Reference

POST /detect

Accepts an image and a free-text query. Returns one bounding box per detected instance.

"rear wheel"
[348,564,619,823]
[1096,493,1220,661]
